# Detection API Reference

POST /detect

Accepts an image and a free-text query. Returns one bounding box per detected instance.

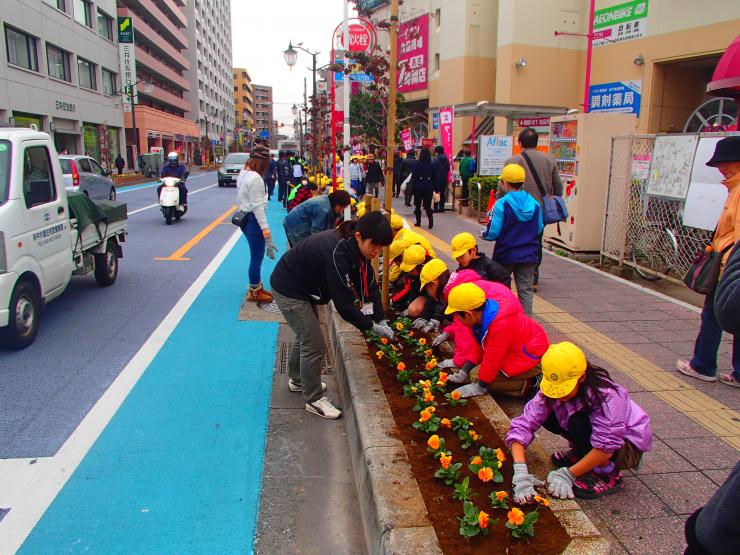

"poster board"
[682,137,728,230]
[646,135,698,199]
[478,135,513,176]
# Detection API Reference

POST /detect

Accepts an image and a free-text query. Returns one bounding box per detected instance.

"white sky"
[230,0,359,135]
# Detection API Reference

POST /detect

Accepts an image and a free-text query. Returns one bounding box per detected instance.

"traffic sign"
[333,18,376,54]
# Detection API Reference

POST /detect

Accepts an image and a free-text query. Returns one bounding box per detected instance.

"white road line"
[127,183,218,215]
[0,228,243,554]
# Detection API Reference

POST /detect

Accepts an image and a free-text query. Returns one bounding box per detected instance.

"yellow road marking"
[155,205,238,261]
[413,225,740,450]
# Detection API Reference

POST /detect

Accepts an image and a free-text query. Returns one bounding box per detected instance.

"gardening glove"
[547,467,576,499]
[447,369,468,384]
[432,332,450,347]
[412,318,428,330]
[437,358,456,369]
[265,238,278,260]
[423,319,440,333]
[372,321,395,341]
[512,462,545,504]
[453,382,487,398]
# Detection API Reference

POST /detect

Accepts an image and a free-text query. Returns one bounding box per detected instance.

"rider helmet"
[167,151,178,162]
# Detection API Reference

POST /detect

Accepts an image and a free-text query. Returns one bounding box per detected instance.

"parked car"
[218,152,250,187]
[59,155,117,200]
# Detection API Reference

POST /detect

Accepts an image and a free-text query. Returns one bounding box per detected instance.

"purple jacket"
[506,382,652,454]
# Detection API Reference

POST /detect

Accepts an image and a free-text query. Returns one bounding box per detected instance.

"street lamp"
[283,41,319,169]
[123,79,153,160]
[283,42,299,69]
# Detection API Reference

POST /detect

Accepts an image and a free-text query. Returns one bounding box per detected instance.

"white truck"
[0,128,128,349]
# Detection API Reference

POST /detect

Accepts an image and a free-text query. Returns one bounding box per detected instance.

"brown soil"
[369,336,571,554]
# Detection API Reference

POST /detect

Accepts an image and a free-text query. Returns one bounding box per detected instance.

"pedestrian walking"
[264,154,277,200]
[236,143,275,303]
[291,156,304,186]
[432,146,450,212]
[401,149,417,206]
[481,163,543,315]
[277,151,291,204]
[364,153,384,197]
[505,128,564,292]
[411,147,437,229]
[137,153,145,175]
[348,157,365,196]
[506,342,652,501]
[677,136,740,387]
[459,149,475,206]
[283,190,351,247]
[270,211,395,419]
[114,154,125,175]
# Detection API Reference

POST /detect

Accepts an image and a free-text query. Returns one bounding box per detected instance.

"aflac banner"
[397,14,428,93]
[589,80,642,115]
[439,106,454,181]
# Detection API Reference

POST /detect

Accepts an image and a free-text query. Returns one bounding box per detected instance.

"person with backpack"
[276,151,292,205]
[505,128,563,292]
[459,149,475,206]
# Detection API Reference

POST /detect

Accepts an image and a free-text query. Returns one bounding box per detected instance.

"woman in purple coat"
[506,342,652,502]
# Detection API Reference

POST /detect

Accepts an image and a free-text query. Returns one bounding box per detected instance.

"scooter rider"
[158,151,189,206]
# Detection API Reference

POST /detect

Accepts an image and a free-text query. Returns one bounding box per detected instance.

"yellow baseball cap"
[444,283,486,314]
[540,342,588,399]
[389,238,409,260]
[420,258,448,289]
[501,163,526,184]
[399,244,427,272]
[390,214,404,230]
[403,230,436,257]
[451,232,476,259]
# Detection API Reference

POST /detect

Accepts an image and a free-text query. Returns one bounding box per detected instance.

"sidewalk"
[391,197,738,554]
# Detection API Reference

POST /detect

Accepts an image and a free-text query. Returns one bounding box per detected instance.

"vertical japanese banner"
[397,14,428,93]
[439,106,454,181]
[401,129,413,151]
[117,16,137,113]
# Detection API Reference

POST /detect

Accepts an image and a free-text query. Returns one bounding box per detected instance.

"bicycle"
[631,220,711,282]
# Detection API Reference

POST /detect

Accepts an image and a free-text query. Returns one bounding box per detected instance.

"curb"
[328,304,609,554]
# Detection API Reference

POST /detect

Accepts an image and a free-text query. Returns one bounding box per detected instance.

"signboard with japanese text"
[432,112,439,130]
[589,80,641,115]
[593,0,648,47]
[334,20,376,54]
[479,135,514,176]
[422,138,434,149]
[333,53,373,82]
[401,129,413,151]
[439,106,454,181]
[118,17,137,112]
[397,14,428,93]
[517,117,550,132]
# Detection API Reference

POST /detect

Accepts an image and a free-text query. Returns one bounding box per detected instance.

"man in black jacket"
[432,146,450,212]
[364,153,384,197]
[271,212,394,419]
[276,151,292,206]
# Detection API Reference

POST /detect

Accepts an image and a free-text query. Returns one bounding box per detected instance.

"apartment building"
[116,0,199,163]
[0,0,125,164]
[252,84,275,148]
[183,0,234,157]
[233,67,254,141]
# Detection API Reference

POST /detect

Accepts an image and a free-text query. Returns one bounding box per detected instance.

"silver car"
[59,155,117,200]
[218,152,250,187]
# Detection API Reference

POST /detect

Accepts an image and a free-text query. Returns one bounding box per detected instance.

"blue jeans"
[241,213,265,287]
[691,287,739,379]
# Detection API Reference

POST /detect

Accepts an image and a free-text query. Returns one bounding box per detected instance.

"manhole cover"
[257,301,281,313]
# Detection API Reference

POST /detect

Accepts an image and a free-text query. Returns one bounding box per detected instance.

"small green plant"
[458,500,492,538]
[434,453,462,485]
[452,476,478,502]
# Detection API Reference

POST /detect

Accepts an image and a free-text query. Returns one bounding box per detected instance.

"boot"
[414,210,421,227]
[427,211,434,229]
[248,283,273,302]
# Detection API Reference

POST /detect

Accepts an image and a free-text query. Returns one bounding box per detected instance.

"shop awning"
[707,34,740,99]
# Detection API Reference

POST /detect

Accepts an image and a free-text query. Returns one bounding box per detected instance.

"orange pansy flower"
[381,337,388,344]
[427,435,440,450]
[496,448,506,463]
[419,409,432,423]
[534,495,550,507]
[471,456,482,466]
[438,372,448,382]
[450,391,461,401]
[508,508,525,526]
[469,430,479,441]
[408,331,414,337]
[478,466,494,482]
[419,337,427,345]
[424,391,435,403]
[425,361,435,371]
[395,322,404,331]
[424,349,433,357]
[495,491,508,502]
[478,511,490,529]
[376,351,384,359]
[440,452,452,469]
[440,418,451,429]
[397,362,406,371]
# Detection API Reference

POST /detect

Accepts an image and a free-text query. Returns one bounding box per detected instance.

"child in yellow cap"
[506,342,652,502]
[390,244,430,311]
[450,231,510,286]
[406,258,451,333]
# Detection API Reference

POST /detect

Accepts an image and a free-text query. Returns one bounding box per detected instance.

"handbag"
[432,191,441,203]
[521,151,568,225]
[683,236,733,295]
[231,209,248,226]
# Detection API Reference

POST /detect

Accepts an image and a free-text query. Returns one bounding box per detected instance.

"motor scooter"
[159,175,188,225]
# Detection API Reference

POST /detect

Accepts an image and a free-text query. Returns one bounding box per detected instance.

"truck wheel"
[94,241,118,286]
[6,280,41,349]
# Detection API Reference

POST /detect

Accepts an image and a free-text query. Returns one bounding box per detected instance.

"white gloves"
[452,382,487,398]
[547,467,575,499]
[512,462,545,504]
[423,319,440,333]
[372,320,395,340]
[437,358,456,369]
[447,368,469,384]
[412,318,428,330]
[432,332,449,347]
[265,238,278,259]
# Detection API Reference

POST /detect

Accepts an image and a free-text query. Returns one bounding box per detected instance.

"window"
[434,53,440,71]
[23,146,56,208]
[77,158,92,172]
[74,0,93,28]
[435,8,441,28]
[101,68,116,95]
[46,44,71,81]
[97,9,113,41]
[77,57,96,90]
[89,158,106,175]
[44,0,66,11]
[5,26,38,72]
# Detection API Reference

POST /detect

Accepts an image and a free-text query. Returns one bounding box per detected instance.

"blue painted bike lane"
[20,199,288,554]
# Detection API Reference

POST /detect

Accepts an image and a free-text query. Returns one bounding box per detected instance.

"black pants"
[117,167,123,175]
[277,179,288,202]
[543,411,593,459]
[404,181,414,205]
[413,189,433,226]
[534,232,544,285]
[266,179,275,199]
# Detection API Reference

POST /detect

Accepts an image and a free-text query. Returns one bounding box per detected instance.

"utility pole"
[342,0,350,194]
[381,0,399,311]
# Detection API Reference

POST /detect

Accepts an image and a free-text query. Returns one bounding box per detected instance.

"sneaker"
[247,284,274,303]
[676,360,717,382]
[573,470,624,499]
[305,396,342,419]
[551,448,580,467]
[288,378,327,393]
[719,373,740,388]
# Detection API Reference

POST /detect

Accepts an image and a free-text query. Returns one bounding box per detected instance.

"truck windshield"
[0,140,10,205]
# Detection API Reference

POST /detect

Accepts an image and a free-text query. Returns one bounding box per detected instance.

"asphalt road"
[0,171,240,458]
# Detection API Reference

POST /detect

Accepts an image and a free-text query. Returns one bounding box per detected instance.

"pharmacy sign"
[593,0,648,47]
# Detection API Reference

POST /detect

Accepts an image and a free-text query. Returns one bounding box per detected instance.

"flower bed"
[365,318,571,554]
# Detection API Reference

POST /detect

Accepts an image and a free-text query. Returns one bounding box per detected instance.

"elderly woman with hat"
[677,136,740,387]
[237,142,276,302]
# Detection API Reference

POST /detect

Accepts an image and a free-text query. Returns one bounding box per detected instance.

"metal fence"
[600,133,731,283]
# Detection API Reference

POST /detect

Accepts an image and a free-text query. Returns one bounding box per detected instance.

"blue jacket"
[483,190,543,265]
[432,154,450,189]
[283,195,335,245]
[160,162,188,178]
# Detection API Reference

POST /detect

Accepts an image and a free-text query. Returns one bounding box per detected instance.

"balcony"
[125,0,188,48]
[141,84,192,113]
[157,0,188,28]
[130,12,189,70]
[136,46,190,91]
